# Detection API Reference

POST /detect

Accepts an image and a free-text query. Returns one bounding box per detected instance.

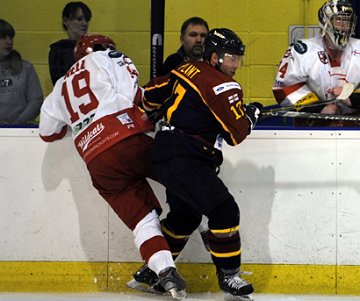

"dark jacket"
[158,46,187,76]
[48,39,77,85]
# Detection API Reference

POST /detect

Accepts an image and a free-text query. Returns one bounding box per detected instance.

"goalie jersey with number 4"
[273,36,360,107]
[273,0,360,113]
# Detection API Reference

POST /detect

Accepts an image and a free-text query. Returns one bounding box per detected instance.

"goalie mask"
[74,34,116,61]
[318,0,357,49]
[203,28,245,64]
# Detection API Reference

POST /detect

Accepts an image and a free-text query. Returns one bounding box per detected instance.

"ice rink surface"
[1,292,360,301]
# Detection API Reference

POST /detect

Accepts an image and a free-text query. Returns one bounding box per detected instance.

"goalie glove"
[245,102,263,132]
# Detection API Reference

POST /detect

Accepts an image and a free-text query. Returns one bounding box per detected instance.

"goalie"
[272,0,360,125]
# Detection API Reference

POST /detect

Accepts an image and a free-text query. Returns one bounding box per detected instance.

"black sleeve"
[158,54,184,76]
[350,92,360,108]
[48,45,76,85]
[48,47,61,85]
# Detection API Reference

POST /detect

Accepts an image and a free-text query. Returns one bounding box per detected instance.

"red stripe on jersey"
[273,82,305,103]
[39,126,67,142]
[139,235,170,262]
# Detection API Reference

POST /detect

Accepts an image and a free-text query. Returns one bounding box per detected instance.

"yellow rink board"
[0,262,360,296]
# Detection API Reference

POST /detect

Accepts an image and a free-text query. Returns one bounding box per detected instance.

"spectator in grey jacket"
[0,19,43,125]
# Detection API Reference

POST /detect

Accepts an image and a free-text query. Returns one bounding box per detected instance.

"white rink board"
[0,128,360,265]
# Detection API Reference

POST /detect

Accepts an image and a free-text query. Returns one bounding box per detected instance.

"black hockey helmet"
[203,28,245,61]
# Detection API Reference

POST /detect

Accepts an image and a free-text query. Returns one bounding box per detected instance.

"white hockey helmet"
[318,0,357,49]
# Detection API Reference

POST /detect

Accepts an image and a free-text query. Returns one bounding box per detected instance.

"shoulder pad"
[291,40,307,54]
[108,50,123,58]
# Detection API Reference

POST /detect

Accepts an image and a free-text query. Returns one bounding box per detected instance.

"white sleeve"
[39,91,67,142]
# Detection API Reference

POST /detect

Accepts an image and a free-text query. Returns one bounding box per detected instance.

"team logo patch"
[213,81,241,95]
[292,40,307,54]
[108,50,122,58]
[228,93,239,104]
[318,51,328,64]
[283,47,292,58]
[273,80,284,88]
[117,112,133,124]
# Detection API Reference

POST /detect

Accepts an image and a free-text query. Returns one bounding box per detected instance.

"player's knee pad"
[161,214,200,259]
[207,197,240,230]
[133,209,162,249]
[206,198,241,270]
[166,212,202,235]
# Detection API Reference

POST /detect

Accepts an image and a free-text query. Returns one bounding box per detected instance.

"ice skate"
[223,293,254,301]
[126,264,166,295]
[158,266,187,300]
[218,270,254,301]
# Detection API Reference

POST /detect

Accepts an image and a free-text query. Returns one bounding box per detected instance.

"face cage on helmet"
[320,1,357,49]
[326,13,356,48]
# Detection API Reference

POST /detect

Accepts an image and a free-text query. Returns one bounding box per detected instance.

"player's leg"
[153,155,254,299]
[132,207,187,299]
[129,191,202,293]
[162,190,203,259]
[207,197,254,300]
[87,135,187,298]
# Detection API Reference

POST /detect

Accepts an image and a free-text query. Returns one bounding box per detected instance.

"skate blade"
[126,279,167,295]
[169,288,187,300]
[224,292,254,301]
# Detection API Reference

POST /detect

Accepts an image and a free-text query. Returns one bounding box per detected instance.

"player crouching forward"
[38,34,186,300]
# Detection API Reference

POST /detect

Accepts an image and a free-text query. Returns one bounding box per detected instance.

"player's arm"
[206,84,258,146]
[39,93,67,142]
[142,74,172,123]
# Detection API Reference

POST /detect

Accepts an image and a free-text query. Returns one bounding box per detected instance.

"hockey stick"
[262,82,355,116]
[275,110,360,121]
[337,82,356,100]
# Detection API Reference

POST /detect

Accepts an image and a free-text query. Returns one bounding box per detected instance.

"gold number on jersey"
[230,101,245,119]
[166,82,186,121]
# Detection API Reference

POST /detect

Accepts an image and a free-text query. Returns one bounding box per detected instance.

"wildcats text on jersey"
[77,122,105,151]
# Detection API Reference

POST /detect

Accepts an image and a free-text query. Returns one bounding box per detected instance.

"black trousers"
[153,131,242,270]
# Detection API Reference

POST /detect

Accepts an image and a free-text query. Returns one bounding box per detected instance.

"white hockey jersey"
[273,36,360,108]
[39,49,153,164]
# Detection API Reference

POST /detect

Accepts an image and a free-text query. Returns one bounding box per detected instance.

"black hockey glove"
[245,102,263,133]
[146,109,162,124]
